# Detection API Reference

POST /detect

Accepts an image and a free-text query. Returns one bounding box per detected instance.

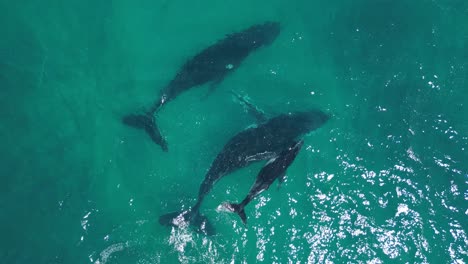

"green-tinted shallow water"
[1,0,467,263]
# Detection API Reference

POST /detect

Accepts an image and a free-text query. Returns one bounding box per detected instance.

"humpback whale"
[159,109,329,234]
[223,140,304,224]
[123,22,281,151]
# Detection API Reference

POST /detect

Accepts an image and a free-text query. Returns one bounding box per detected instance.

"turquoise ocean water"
[1,0,467,263]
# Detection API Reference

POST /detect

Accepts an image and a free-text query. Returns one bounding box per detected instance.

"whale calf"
[223,140,304,224]
[159,110,329,234]
[123,22,281,151]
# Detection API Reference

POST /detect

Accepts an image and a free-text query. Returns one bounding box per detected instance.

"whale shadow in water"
[159,106,329,235]
[122,22,281,151]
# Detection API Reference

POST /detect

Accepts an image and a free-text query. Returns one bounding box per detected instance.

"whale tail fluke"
[122,112,168,152]
[223,203,247,224]
[159,210,216,236]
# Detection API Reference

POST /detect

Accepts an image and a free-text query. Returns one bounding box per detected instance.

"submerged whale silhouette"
[159,110,329,235]
[223,140,304,224]
[123,22,281,151]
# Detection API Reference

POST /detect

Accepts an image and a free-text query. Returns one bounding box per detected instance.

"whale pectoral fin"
[249,106,268,124]
[229,90,268,123]
[245,152,277,162]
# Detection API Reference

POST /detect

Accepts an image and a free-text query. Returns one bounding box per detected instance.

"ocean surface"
[1,0,467,263]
